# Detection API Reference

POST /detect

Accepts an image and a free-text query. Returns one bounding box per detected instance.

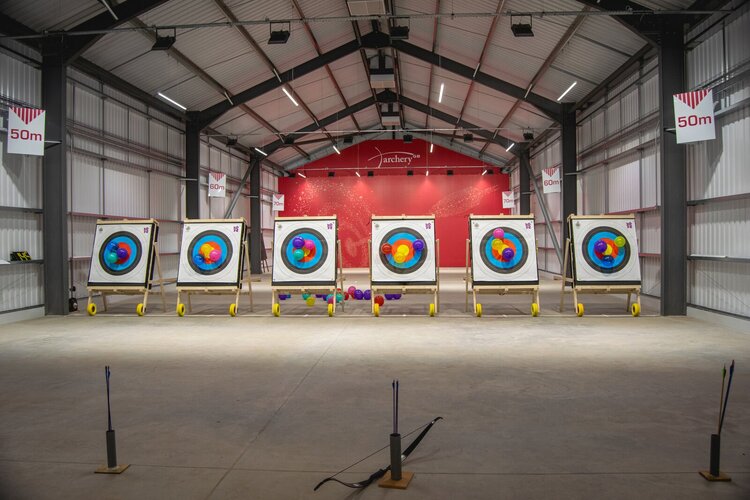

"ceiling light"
[463,133,473,143]
[523,131,534,141]
[425,170,429,176]
[438,83,444,103]
[511,16,534,37]
[297,172,306,178]
[332,145,341,154]
[430,143,434,153]
[482,169,487,175]
[157,92,186,110]
[557,81,577,102]
[403,134,413,143]
[282,86,299,107]
[268,22,290,44]
[226,136,238,146]
[390,25,409,40]
[355,170,361,177]
[328,171,335,177]
[151,30,176,51]
[506,142,515,152]
[254,147,268,156]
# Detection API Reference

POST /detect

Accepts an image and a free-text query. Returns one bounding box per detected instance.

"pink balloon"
[493,228,505,240]
[209,249,221,262]
[304,239,315,250]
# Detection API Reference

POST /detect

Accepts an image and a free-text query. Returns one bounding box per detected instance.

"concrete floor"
[0,272,748,499]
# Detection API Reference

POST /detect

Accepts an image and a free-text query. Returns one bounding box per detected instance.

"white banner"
[7,107,45,156]
[541,167,561,194]
[502,191,515,209]
[272,193,285,211]
[208,172,226,198]
[674,89,716,144]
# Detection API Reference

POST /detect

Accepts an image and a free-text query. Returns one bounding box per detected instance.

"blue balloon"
[193,254,204,264]
[108,242,118,252]
[594,240,607,253]
[116,247,128,259]
[602,255,614,264]
[413,239,425,252]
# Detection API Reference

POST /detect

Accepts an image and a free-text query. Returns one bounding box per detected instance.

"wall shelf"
[0,205,43,214]
[1,259,43,266]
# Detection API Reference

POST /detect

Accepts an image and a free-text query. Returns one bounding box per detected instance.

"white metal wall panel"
[129,111,149,147]
[103,163,149,218]
[0,266,43,313]
[608,155,640,213]
[581,169,607,214]
[726,6,750,72]
[0,52,41,106]
[0,212,43,260]
[689,261,749,317]
[641,149,660,207]
[0,140,42,209]
[641,256,661,297]
[70,152,102,214]
[150,173,180,221]
[642,75,659,115]
[73,85,102,128]
[690,199,750,258]
[104,99,128,139]
[640,210,661,255]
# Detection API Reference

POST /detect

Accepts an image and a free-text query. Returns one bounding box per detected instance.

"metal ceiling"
[0,0,714,170]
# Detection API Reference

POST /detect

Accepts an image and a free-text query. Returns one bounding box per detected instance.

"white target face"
[571,217,641,285]
[177,220,246,287]
[470,217,538,285]
[272,218,337,285]
[371,218,436,285]
[87,221,157,287]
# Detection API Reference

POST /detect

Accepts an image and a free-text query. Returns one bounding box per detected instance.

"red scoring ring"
[300,244,317,263]
[116,242,132,263]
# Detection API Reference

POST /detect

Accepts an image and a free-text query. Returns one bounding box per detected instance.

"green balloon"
[293,248,305,260]
[106,252,118,264]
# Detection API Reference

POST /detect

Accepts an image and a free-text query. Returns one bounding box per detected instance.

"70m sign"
[673,89,716,144]
[7,107,46,156]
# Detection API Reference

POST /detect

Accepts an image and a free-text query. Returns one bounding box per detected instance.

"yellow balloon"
[603,245,613,256]
[306,296,315,306]
[397,244,409,255]
[394,253,406,263]
[200,243,212,255]
[303,247,311,256]
[492,239,503,250]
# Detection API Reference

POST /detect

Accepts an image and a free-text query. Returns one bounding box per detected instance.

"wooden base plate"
[699,470,731,481]
[95,464,130,474]
[378,470,414,489]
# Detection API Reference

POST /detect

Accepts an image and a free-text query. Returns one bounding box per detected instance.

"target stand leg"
[102,293,109,312]
[95,430,129,474]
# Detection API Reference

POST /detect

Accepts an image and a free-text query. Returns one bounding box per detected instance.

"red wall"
[278,140,509,267]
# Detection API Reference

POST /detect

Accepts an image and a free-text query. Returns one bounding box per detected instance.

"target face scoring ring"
[581,226,631,274]
[479,227,528,274]
[281,228,328,274]
[378,227,428,274]
[98,231,142,276]
[187,230,233,275]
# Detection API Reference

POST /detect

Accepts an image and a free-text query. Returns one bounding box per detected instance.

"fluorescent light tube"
[157,92,186,110]
[282,86,299,106]
[297,172,306,178]
[557,81,577,102]
[333,145,340,154]
[506,142,515,152]
[438,83,444,103]
[254,147,268,156]
[430,143,434,153]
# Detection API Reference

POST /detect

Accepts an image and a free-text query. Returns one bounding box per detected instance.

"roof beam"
[349,19,384,124]
[423,0,441,128]
[392,39,563,122]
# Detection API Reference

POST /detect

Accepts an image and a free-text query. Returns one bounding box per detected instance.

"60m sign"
[8,107,46,156]
[673,89,716,144]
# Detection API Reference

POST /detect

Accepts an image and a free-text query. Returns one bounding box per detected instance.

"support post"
[659,23,687,316]
[185,114,202,219]
[42,39,69,315]
[560,103,578,266]
[250,161,262,274]
[518,149,531,215]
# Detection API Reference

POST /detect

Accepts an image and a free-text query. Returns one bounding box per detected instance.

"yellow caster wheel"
[327,303,334,317]
[272,303,280,317]
[429,303,436,317]
[576,303,584,317]
[531,303,539,317]
[176,303,185,317]
[475,303,482,317]
[87,303,97,316]
[374,303,380,317]
[136,303,145,316]
[631,303,641,317]
[229,303,237,317]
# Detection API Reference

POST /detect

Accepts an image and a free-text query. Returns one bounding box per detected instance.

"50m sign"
[8,107,46,156]
[673,89,716,144]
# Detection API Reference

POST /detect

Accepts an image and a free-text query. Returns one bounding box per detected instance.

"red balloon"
[344,292,350,300]
[381,243,392,254]
[374,295,385,306]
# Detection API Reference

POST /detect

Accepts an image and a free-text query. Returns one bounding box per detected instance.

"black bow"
[314,417,443,491]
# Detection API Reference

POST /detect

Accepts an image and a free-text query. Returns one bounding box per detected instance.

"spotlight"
[403,134,413,143]
[268,22,290,44]
[328,171,335,177]
[447,170,453,176]
[390,25,409,40]
[511,16,534,37]
[367,171,374,177]
[226,136,238,146]
[407,170,414,176]
[151,30,176,51]
[343,135,354,144]
[523,132,534,141]
[463,133,474,143]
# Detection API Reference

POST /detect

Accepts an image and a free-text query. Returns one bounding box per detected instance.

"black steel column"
[659,23,687,315]
[518,150,531,215]
[250,162,262,274]
[42,40,69,315]
[185,114,201,219]
[560,103,577,249]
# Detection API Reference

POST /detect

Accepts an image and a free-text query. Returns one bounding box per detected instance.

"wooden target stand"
[86,219,166,317]
[271,240,345,317]
[368,238,440,318]
[175,220,253,317]
[559,215,641,317]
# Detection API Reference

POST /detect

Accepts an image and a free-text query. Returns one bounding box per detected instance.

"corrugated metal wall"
[0,49,44,315]
[685,4,750,318]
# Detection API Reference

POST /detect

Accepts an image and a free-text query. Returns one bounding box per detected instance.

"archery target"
[371,218,436,285]
[272,218,337,285]
[177,220,246,287]
[88,221,157,287]
[470,217,538,284]
[571,217,641,284]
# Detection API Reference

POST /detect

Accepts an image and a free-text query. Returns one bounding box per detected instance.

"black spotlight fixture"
[151,29,176,51]
[328,171,335,177]
[390,24,409,40]
[343,135,354,144]
[403,134,413,144]
[523,131,534,141]
[226,136,238,146]
[511,15,534,37]
[463,133,474,143]
[367,171,374,177]
[268,22,291,44]
[447,170,454,176]
[407,170,414,176]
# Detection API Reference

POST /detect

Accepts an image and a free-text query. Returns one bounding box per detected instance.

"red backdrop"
[277,140,510,267]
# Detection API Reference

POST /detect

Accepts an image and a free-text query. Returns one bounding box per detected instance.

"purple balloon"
[594,240,607,253]
[116,247,128,259]
[385,294,393,300]
[354,289,364,300]
[393,294,401,300]
[502,247,514,261]
[292,236,305,249]
[413,239,425,252]
[363,290,372,300]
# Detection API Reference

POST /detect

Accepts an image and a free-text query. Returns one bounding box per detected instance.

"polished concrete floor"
[0,272,748,499]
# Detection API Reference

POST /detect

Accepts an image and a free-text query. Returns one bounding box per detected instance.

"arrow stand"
[96,366,129,474]
[379,380,414,489]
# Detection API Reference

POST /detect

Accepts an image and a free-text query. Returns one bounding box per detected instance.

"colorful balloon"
[393,294,402,300]
[602,255,614,264]
[336,293,343,303]
[293,248,305,260]
[200,243,212,255]
[413,239,425,252]
[354,289,364,300]
[306,296,315,306]
[304,239,315,251]
[375,295,385,306]
[385,294,393,300]
[279,294,287,301]
[493,228,505,240]
[381,243,392,254]
[603,245,613,256]
[292,237,305,249]
[394,253,406,263]
[108,242,118,252]
[209,249,221,262]
[347,286,356,295]
[193,254,204,264]
[594,240,607,253]
[344,292,350,300]
[364,290,371,300]
[327,296,334,304]
[302,293,310,300]
[106,252,118,264]
[397,244,409,256]
[502,247,515,261]
[492,239,503,250]
[614,236,626,248]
